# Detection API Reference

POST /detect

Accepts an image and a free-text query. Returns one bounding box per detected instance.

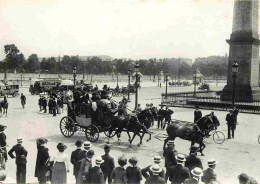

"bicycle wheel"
[213,131,225,144]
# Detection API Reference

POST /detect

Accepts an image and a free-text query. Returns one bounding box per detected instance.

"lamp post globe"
[232,61,238,107]
[128,69,132,102]
[134,62,139,110]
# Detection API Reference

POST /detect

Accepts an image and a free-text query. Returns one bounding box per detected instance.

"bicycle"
[212,130,225,144]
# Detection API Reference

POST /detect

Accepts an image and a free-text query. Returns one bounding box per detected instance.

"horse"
[107,109,155,147]
[163,114,220,156]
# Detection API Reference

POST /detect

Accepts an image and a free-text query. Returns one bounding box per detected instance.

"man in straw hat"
[169,154,190,184]
[100,145,115,184]
[141,155,165,179]
[8,137,28,184]
[201,159,217,184]
[77,141,92,161]
[76,149,94,184]
[70,140,83,180]
[145,165,166,184]
[89,156,105,184]
[0,124,7,162]
[183,167,203,184]
[185,146,203,173]
[163,140,177,182]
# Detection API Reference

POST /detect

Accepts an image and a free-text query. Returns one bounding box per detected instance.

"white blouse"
[50,152,70,171]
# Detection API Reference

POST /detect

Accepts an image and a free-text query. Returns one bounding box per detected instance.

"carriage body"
[60,99,116,142]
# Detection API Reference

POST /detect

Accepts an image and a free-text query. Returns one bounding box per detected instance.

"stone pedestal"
[221,0,260,102]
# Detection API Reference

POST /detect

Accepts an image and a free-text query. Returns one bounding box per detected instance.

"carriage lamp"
[128,69,132,102]
[134,62,139,110]
[232,61,238,107]
[165,71,169,101]
[73,66,77,90]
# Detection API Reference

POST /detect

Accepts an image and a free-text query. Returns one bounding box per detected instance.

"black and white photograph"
[0,0,260,183]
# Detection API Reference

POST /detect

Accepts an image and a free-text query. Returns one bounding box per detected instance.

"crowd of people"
[1,133,258,184]
[38,95,64,116]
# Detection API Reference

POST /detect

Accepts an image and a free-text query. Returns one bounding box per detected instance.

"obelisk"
[221,0,260,101]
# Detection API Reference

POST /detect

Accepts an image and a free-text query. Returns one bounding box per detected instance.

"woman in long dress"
[50,143,70,184]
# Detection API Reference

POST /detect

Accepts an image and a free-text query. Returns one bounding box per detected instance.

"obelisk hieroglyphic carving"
[221,0,260,101]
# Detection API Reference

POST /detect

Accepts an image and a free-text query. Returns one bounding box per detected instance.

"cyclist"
[20,93,26,109]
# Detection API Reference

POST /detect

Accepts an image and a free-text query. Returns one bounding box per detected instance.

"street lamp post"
[134,62,139,109]
[116,74,119,88]
[232,61,238,107]
[165,71,168,100]
[128,69,132,102]
[73,66,77,90]
[153,63,156,82]
[193,73,197,97]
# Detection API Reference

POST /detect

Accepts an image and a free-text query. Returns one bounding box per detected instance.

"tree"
[27,54,40,73]
[4,44,25,72]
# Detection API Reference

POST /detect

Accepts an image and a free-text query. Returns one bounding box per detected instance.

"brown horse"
[164,115,220,156]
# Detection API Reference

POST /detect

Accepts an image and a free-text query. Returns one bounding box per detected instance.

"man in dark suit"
[163,106,173,129]
[194,106,202,123]
[233,106,239,124]
[163,140,177,182]
[100,145,115,184]
[226,110,236,139]
[169,154,190,184]
[70,140,83,180]
[145,165,166,184]
[8,138,28,184]
[185,146,203,174]
[183,167,203,184]
[157,106,165,129]
[201,159,217,184]
[89,157,105,184]
[141,156,165,179]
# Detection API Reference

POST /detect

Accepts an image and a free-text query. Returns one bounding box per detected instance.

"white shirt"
[50,152,70,171]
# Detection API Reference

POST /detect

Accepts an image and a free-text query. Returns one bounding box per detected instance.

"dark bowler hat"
[238,173,249,183]
[57,143,67,151]
[104,145,111,150]
[87,150,95,157]
[190,145,198,153]
[75,140,83,147]
[0,124,7,132]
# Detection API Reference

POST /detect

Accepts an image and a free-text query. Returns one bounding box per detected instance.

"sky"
[0,0,235,61]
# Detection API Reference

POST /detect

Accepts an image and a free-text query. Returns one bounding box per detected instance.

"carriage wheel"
[60,116,75,138]
[213,131,225,144]
[85,125,99,142]
[103,129,116,138]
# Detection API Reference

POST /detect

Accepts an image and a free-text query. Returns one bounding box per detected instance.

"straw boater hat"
[153,156,161,163]
[17,137,23,144]
[167,140,175,146]
[207,159,216,166]
[95,156,104,164]
[83,141,92,150]
[191,167,203,177]
[176,154,186,162]
[150,165,162,173]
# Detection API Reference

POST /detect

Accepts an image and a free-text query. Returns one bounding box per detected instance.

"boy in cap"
[89,156,105,184]
[201,159,217,184]
[77,150,94,184]
[70,140,83,180]
[163,140,177,182]
[145,165,166,184]
[183,167,203,184]
[169,154,190,184]
[185,146,203,174]
[8,137,28,184]
[141,156,165,179]
[100,145,115,184]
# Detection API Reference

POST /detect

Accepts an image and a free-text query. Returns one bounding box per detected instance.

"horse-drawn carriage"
[60,98,157,146]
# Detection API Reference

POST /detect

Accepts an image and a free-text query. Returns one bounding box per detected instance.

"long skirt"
[51,162,67,184]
